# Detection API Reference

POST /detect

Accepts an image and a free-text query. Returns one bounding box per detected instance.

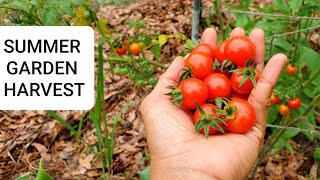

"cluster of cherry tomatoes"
[167,36,260,137]
[270,93,301,115]
[115,39,142,56]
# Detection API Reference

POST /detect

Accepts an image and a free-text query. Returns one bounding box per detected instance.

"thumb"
[154,56,185,94]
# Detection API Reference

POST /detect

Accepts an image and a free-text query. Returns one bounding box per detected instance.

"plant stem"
[300,68,320,91]
[265,25,320,39]
[213,0,226,40]
[291,20,302,64]
[104,57,167,68]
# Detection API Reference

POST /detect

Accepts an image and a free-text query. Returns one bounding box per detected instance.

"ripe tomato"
[286,64,298,74]
[203,73,231,100]
[115,47,127,55]
[185,52,213,79]
[279,104,290,115]
[191,43,215,61]
[270,93,280,104]
[224,37,256,67]
[230,92,247,100]
[226,98,256,134]
[194,104,220,135]
[129,43,142,56]
[179,78,208,109]
[287,97,301,109]
[318,115,320,124]
[230,68,260,96]
[215,40,228,63]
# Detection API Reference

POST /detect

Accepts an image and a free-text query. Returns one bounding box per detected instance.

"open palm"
[140,28,287,180]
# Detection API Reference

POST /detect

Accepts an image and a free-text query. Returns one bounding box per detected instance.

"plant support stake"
[192,0,201,40]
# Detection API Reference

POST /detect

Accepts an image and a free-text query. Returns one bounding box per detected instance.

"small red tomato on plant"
[222,98,256,134]
[123,39,129,47]
[115,47,127,55]
[230,66,260,96]
[166,78,208,109]
[215,40,228,63]
[224,36,256,67]
[184,52,213,80]
[129,42,142,56]
[193,103,226,137]
[286,64,298,74]
[203,73,231,100]
[279,104,290,115]
[191,43,215,61]
[287,97,301,109]
[270,93,280,104]
[317,115,320,124]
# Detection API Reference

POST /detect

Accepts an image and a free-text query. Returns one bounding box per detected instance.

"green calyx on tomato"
[178,66,194,82]
[231,61,258,88]
[215,104,238,120]
[165,86,183,107]
[194,103,227,138]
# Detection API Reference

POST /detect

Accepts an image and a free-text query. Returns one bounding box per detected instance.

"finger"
[249,28,265,72]
[201,28,217,49]
[155,56,185,92]
[230,27,246,38]
[249,53,287,130]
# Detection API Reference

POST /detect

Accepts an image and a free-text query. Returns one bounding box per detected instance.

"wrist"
[150,159,218,180]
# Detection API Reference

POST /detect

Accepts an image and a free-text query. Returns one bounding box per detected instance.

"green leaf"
[158,35,168,46]
[13,0,29,11]
[273,0,290,14]
[150,44,161,60]
[283,129,300,139]
[36,159,53,180]
[138,166,150,180]
[235,14,249,28]
[46,110,76,135]
[267,105,279,124]
[274,37,294,51]
[42,8,60,25]
[288,0,302,12]
[297,121,314,141]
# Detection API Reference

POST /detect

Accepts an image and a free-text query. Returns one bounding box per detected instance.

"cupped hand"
[140,28,287,180]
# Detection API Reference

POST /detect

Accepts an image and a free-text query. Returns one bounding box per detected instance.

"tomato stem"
[213,0,226,40]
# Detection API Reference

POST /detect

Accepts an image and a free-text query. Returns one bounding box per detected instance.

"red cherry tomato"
[226,98,256,134]
[129,43,142,56]
[203,73,231,100]
[224,37,256,67]
[179,78,208,109]
[286,64,298,74]
[270,93,280,104]
[193,104,220,135]
[192,43,215,61]
[185,53,213,79]
[317,115,320,124]
[287,97,301,109]
[230,92,247,100]
[115,47,127,55]
[230,68,260,96]
[215,40,228,63]
[279,104,290,115]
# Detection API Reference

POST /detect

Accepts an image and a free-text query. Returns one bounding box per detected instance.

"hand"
[140,28,287,180]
